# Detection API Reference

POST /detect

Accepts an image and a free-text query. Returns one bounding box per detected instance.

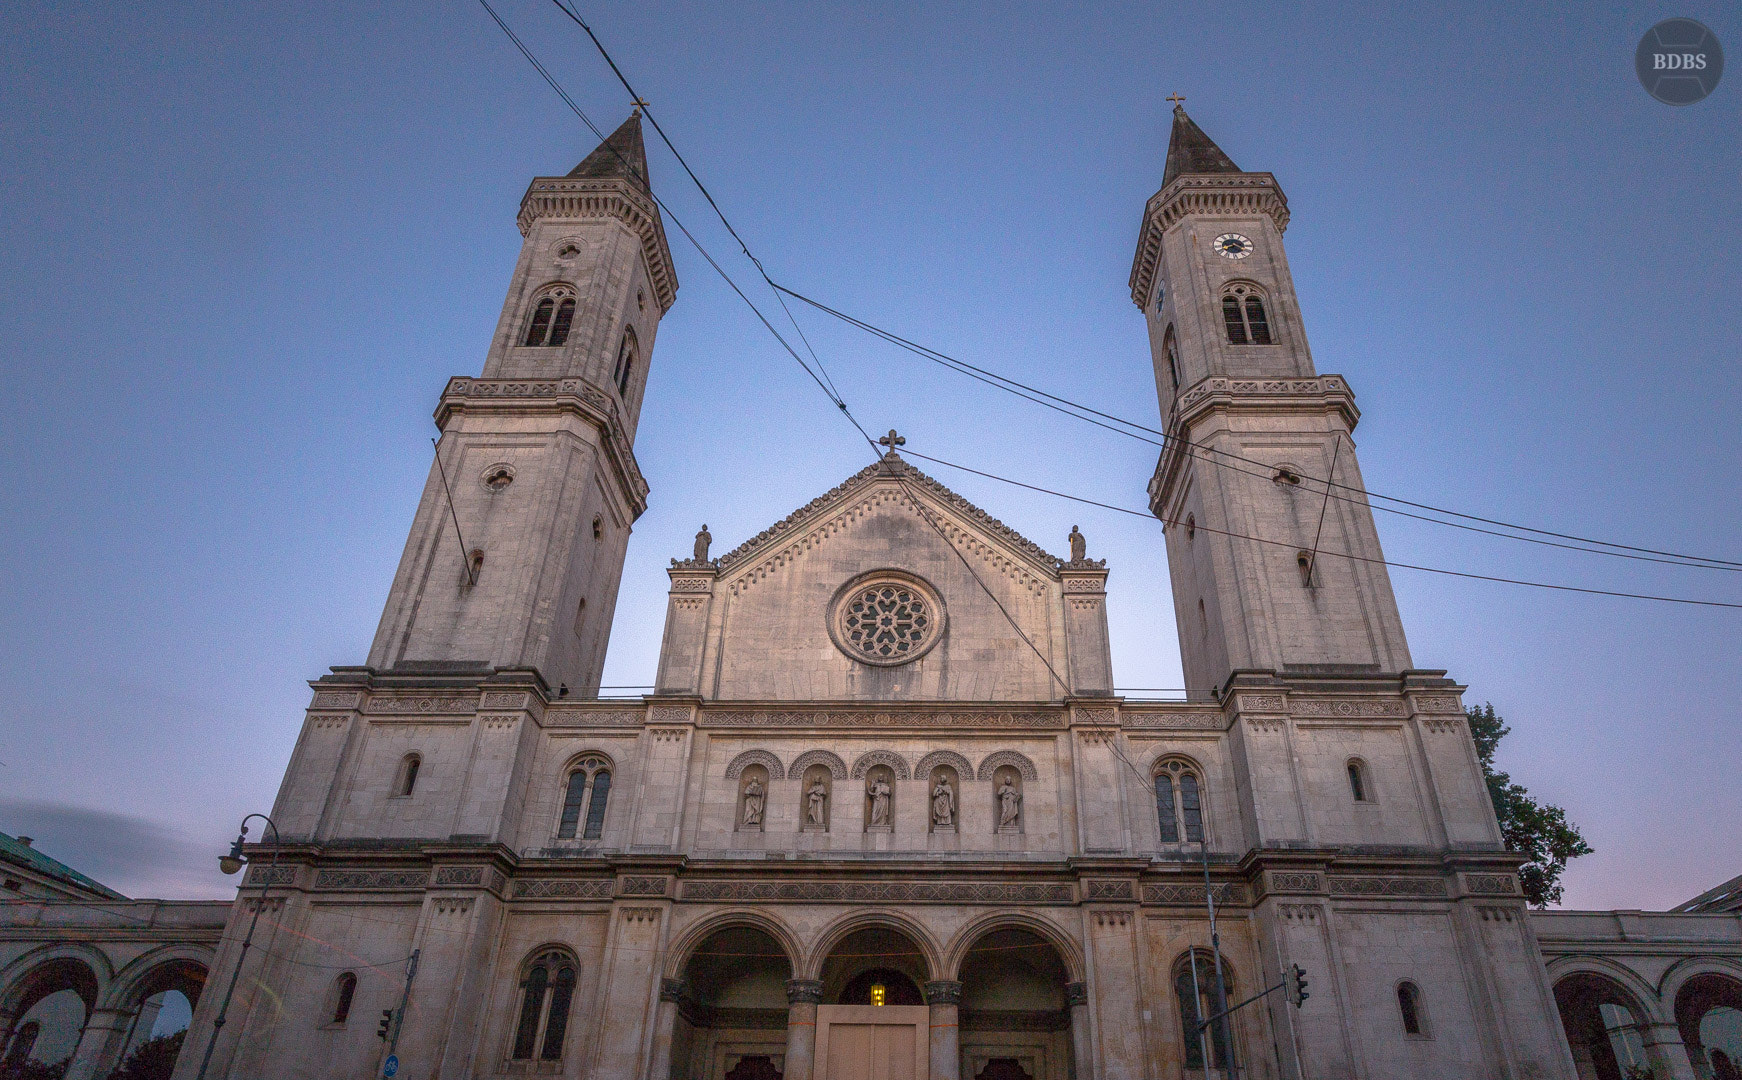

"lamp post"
[195,813,281,1080]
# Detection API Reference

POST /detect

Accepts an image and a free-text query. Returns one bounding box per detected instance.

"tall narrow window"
[613,328,638,395]
[1154,759,1206,845]
[523,298,555,346]
[1222,295,1248,344]
[512,963,550,1059]
[396,754,421,797]
[1398,982,1424,1036]
[557,770,589,839]
[583,770,611,838]
[1348,760,1369,802]
[332,972,357,1025]
[541,964,577,1060]
[548,298,575,346]
[1175,952,1233,1069]
[1222,284,1274,344]
[1162,325,1181,399]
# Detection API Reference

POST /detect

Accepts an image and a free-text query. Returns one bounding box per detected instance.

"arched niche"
[674,925,796,1080]
[957,928,1074,1080]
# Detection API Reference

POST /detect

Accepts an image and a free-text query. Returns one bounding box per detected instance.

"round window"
[828,572,946,666]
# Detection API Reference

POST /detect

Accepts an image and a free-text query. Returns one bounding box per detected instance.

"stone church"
[4,108,1741,1080]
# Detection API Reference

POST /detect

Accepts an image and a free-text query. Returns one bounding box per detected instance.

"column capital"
[785,979,824,1005]
[659,977,690,1004]
[923,980,963,1006]
[1065,981,1089,1008]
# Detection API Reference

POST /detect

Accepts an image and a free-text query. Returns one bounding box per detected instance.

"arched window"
[1221,284,1273,345]
[511,950,579,1061]
[396,754,421,798]
[523,298,554,346]
[1162,325,1182,399]
[548,298,575,346]
[1154,758,1206,845]
[1398,981,1427,1036]
[612,328,638,395]
[331,972,357,1025]
[1173,951,1234,1069]
[557,756,613,840]
[1297,550,1318,588]
[521,286,576,347]
[1348,759,1370,802]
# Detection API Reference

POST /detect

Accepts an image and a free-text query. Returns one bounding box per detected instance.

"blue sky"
[0,1,1736,908]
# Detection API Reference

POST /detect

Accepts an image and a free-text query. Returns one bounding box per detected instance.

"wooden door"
[814,1005,929,1080]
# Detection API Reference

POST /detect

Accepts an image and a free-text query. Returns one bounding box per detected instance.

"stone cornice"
[436,375,649,519]
[1148,374,1359,516]
[1128,172,1290,307]
[519,176,677,314]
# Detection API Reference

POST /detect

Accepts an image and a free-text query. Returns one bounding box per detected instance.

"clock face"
[1213,233,1253,259]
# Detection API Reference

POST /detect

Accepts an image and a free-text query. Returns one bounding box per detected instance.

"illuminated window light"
[870,983,886,1007]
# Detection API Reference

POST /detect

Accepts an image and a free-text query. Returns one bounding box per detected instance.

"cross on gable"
[878,429,906,456]
[1167,93,1186,105]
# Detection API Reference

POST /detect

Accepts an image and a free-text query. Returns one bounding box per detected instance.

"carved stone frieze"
[1141,883,1248,906]
[649,706,693,722]
[1267,872,1323,894]
[1237,694,1286,712]
[849,751,911,780]
[314,869,429,890]
[1084,879,1135,901]
[514,879,614,900]
[914,750,974,778]
[544,709,641,727]
[364,696,475,715]
[433,866,485,887]
[481,692,529,709]
[1463,874,1519,896]
[789,750,848,779]
[681,880,1075,904]
[702,709,1064,729]
[1122,711,1224,730]
[669,578,714,593]
[724,749,785,780]
[1411,695,1463,713]
[246,865,297,887]
[619,876,670,897]
[1292,698,1407,718]
[974,751,1039,782]
[1328,876,1445,898]
[310,691,361,710]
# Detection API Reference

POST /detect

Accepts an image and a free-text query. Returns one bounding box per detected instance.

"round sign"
[1635,19,1724,105]
[383,1054,399,1078]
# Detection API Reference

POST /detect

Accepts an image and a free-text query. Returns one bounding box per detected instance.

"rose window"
[830,574,945,666]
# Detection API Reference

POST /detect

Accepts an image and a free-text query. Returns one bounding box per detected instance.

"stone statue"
[867,775,891,826]
[931,775,955,827]
[807,777,828,826]
[998,777,1021,829]
[693,524,712,562]
[741,777,764,827]
[1068,525,1085,562]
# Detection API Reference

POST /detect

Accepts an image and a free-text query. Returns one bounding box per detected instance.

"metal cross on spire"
[878,430,906,457]
[1166,93,1186,106]
[631,96,650,114]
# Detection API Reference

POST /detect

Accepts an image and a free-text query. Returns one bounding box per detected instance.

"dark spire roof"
[568,111,651,193]
[1161,104,1242,188]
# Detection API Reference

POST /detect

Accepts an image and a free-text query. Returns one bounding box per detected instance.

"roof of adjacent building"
[567,111,651,194]
[0,829,127,900]
[1161,104,1242,188]
[1674,871,1742,913]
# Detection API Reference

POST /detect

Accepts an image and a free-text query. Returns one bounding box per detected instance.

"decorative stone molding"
[1064,982,1089,1008]
[1266,872,1324,894]
[620,906,663,924]
[681,880,1075,904]
[704,709,1063,729]
[785,979,824,1005]
[1420,717,1466,735]
[924,980,964,1006]
[1244,718,1286,734]
[479,715,518,732]
[724,750,785,780]
[849,750,911,780]
[514,879,614,900]
[518,177,676,312]
[364,696,475,715]
[1411,695,1463,713]
[1076,729,1117,746]
[431,897,473,917]
[433,866,485,887]
[545,709,641,727]
[1084,879,1136,901]
[308,714,349,731]
[1129,172,1290,307]
[1122,711,1225,730]
[661,978,692,1004]
[1073,707,1117,725]
[1328,876,1445,898]
[649,727,687,744]
[310,691,361,710]
[1462,873,1519,896]
[1061,577,1104,593]
[481,691,530,709]
[1142,883,1248,906]
[1237,694,1287,713]
[649,705,694,722]
[789,749,848,779]
[245,865,297,887]
[1292,698,1407,718]
[975,751,1039,782]
[669,577,714,593]
[619,876,670,897]
[914,750,973,778]
[1476,905,1519,923]
[242,897,285,914]
[315,870,429,890]
[1277,904,1321,922]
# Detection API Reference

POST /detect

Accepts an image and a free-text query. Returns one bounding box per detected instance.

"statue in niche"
[998,777,1022,830]
[932,774,955,827]
[1068,525,1086,562]
[693,524,712,562]
[806,776,829,827]
[866,774,891,827]
[741,777,764,827]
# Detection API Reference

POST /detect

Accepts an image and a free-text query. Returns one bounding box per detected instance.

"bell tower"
[1131,104,1412,694]
[365,113,677,694]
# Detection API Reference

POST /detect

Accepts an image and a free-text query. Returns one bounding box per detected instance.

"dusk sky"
[1,1,1736,909]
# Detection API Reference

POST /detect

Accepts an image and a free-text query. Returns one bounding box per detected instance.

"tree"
[1467,702,1593,907]
[103,1031,184,1080]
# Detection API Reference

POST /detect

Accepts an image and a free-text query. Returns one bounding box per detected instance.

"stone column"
[784,979,823,1080]
[1641,1022,1700,1080]
[925,980,963,1080]
[63,1007,133,1080]
[646,978,687,1080]
[1066,981,1094,1080]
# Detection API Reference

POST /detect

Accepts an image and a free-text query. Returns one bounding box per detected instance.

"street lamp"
[194,813,281,1080]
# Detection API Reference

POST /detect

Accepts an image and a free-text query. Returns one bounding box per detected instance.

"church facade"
[5,108,1741,1080]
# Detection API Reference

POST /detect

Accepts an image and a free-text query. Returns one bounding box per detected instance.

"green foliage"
[0,1059,67,1080]
[1467,702,1593,908]
[103,1030,185,1080]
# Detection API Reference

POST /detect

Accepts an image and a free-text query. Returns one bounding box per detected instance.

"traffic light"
[378,1008,395,1041]
[1286,964,1310,1008]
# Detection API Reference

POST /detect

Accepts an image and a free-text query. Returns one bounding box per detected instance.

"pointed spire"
[568,111,651,194]
[1161,103,1241,188]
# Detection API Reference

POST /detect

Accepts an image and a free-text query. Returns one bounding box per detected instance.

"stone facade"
[4,107,1740,1080]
